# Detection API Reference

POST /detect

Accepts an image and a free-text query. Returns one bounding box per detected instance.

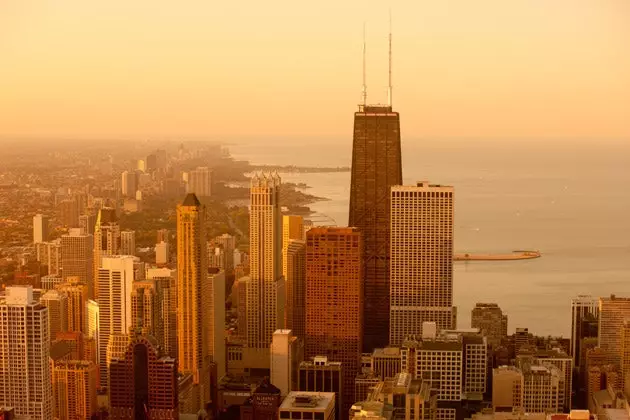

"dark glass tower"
[349,104,402,351]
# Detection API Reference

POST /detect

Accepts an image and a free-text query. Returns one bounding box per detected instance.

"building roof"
[181,193,201,207]
[279,392,335,412]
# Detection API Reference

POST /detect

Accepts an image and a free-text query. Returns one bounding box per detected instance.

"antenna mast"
[388,10,393,107]
[362,22,367,108]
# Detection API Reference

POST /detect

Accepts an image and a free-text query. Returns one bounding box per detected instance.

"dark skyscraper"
[349,104,402,351]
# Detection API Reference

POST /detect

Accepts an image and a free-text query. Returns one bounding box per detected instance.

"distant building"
[187,166,212,197]
[120,230,136,256]
[571,296,599,366]
[471,303,508,348]
[121,170,138,197]
[93,207,120,298]
[0,287,52,420]
[306,227,363,414]
[33,214,49,243]
[517,348,573,411]
[390,182,455,345]
[521,363,564,413]
[109,334,178,419]
[146,268,177,358]
[598,296,630,376]
[493,366,524,411]
[371,347,402,380]
[156,240,170,265]
[35,240,62,276]
[278,392,335,420]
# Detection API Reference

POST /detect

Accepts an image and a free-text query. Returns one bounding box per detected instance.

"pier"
[454,250,541,261]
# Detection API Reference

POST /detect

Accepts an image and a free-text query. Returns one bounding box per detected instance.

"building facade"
[471,303,508,348]
[285,239,306,340]
[52,360,98,420]
[61,229,94,298]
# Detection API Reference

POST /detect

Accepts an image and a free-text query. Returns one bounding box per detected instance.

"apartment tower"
[52,360,98,420]
[305,227,363,414]
[0,286,53,420]
[56,279,88,333]
[247,173,284,352]
[93,208,120,298]
[61,229,94,298]
[390,182,455,346]
[285,239,306,340]
[282,215,305,277]
[187,166,212,197]
[176,193,210,408]
[33,213,49,243]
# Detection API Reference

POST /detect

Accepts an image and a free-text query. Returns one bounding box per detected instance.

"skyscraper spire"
[388,10,393,107]
[362,22,367,107]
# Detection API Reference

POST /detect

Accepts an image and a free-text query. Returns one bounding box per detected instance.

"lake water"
[230,138,630,337]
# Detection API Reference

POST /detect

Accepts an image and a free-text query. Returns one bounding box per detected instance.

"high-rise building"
[52,360,98,420]
[33,214,49,243]
[59,198,80,228]
[285,239,306,340]
[121,170,138,197]
[518,348,573,411]
[283,215,304,276]
[97,255,135,389]
[120,230,136,256]
[206,269,226,380]
[622,320,630,397]
[56,279,88,333]
[247,173,284,354]
[521,364,564,413]
[298,356,343,420]
[86,299,99,361]
[271,329,303,396]
[0,287,53,420]
[571,296,599,363]
[61,229,94,298]
[41,289,68,341]
[471,303,508,349]
[278,392,335,420]
[306,227,363,414]
[390,182,455,346]
[187,166,212,197]
[349,103,402,352]
[146,268,177,358]
[176,193,210,409]
[236,276,249,340]
[156,240,170,265]
[598,296,630,370]
[79,213,97,235]
[371,347,402,380]
[41,273,63,290]
[109,334,178,420]
[93,208,120,299]
[35,240,62,276]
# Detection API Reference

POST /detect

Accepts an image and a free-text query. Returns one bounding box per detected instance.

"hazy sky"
[1,0,628,141]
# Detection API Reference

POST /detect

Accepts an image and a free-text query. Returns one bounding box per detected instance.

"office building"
[493,366,524,411]
[390,182,455,346]
[236,276,249,340]
[61,229,94,298]
[35,240,62,276]
[120,230,136,256]
[33,214,49,243]
[41,274,63,290]
[306,227,363,414]
[52,360,98,420]
[79,213,97,235]
[156,240,170,265]
[121,170,138,197]
[187,166,212,197]
[521,364,564,413]
[146,268,178,358]
[271,329,303,396]
[571,296,599,364]
[518,348,573,411]
[278,392,335,420]
[471,303,508,348]
[283,215,304,277]
[0,287,53,420]
[355,370,381,404]
[41,290,68,341]
[622,320,630,398]
[97,255,135,389]
[206,269,226,380]
[285,239,306,340]
[59,198,80,227]
[299,356,343,420]
[56,279,88,333]
[177,193,210,409]
[349,102,402,351]
[247,173,284,354]
[93,208,120,298]
[109,334,178,420]
[371,347,402,380]
[86,299,99,360]
[599,296,630,372]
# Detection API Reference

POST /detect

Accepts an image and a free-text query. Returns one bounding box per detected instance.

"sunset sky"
[1,0,628,142]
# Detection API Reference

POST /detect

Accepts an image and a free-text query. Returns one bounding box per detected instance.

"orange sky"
[0,0,628,141]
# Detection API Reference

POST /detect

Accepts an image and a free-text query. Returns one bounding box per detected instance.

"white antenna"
[362,22,367,107]
[388,10,393,107]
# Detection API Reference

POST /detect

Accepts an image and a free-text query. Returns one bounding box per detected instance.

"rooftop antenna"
[362,22,367,108]
[388,10,393,107]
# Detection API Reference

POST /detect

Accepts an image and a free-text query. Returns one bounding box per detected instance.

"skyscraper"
[206,269,226,380]
[282,215,304,277]
[247,173,284,352]
[120,230,136,256]
[271,329,303,396]
[93,208,120,298]
[41,289,68,342]
[571,295,599,363]
[97,255,135,389]
[61,229,94,298]
[33,213,49,243]
[121,170,138,197]
[349,103,402,351]
[147,268,177,358]
[390,182,455,346]
[35,240,62,276]
[52,360,98,420]
[598,295,630,369]
[109,334,178,420]
[56,279,88,333]
[187,166,212,197]
[0,286,53,420]
[176,193,210,409]
[285,239,306,340]
[305,227,363,414]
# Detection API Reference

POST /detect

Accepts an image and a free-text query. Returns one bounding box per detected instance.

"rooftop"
[181,193,201,207]
[279,392,335,412]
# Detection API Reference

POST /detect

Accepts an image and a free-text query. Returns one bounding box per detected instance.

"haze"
[1,0,628,141]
